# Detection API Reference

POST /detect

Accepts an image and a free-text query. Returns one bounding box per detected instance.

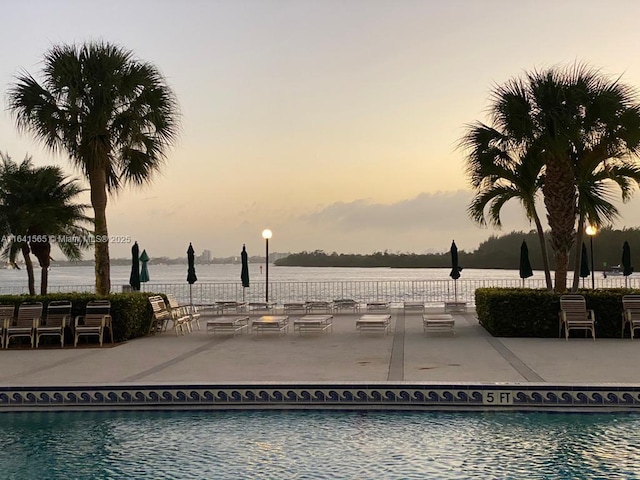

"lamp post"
[586,225,597,289]
[262,229,272,302]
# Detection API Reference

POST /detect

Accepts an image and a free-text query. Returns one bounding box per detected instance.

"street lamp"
[262,229,272,302]
[586,225,597,289]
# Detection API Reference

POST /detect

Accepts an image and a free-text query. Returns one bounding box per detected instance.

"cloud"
[301,190,533,233]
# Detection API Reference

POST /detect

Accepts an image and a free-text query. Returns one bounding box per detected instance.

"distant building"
[200,249,212,263]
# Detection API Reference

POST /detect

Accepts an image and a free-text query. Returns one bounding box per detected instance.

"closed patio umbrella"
[622,241,633,288]
[140,249,150,284]
[519,240,533,287]
[129,242,141,291]
[187,243,197,307]
[579,242,590,288]
[449,240,462,302]
[241,244,250,301]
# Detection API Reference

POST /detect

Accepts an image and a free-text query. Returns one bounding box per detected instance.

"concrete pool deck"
[3,308,640,411]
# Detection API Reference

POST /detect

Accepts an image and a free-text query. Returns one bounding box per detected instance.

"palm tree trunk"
[40,264,49,296]
[89,169,111,295]
[532,213,553,291]
[30,239,52,295]
[543,159,577,293]
[21,244,36,295]
[571,219,585,292]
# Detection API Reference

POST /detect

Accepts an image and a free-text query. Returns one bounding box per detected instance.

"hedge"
[475,287,640,338]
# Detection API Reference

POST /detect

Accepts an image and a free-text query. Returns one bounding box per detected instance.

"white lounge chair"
[356,314,391,334]
[149,295,185,335]
[74,300,113,347]
[36,300,71,348]
[166,294,200,331]
[0,304,16,349]
[559,295,595,341]
[6,302,42,348]
[622,295,640,340]
[333,299,359,314]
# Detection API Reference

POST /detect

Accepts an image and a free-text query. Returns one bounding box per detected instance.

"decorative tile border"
[2,383,640,412]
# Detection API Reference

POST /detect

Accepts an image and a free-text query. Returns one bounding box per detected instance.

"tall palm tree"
[468,63,640,292]
[7,41,180,294]
[0,153,92,294]
[461,124,553,290]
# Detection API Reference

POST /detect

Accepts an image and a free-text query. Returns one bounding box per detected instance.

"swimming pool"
[1,410,637,479]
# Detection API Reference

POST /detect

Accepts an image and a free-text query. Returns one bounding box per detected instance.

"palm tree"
[0,153,92,294]
[570,154,640,291]
[461,124,553,290]
[467,63,640,292]
[7,41,180,294]
[0,153,38,293]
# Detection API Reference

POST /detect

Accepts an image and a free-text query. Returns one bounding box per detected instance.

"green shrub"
[475,287,640,338]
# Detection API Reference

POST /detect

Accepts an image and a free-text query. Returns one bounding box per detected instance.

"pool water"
[0,410,638,479]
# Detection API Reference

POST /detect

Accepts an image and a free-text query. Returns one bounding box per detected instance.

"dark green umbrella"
[449,240,462,301]
[187,243,197,284]
[187,243,197,307]
[579,242,590,287]
[139,249,150,283]
[129,241,141,291]
[241,244,250,300]
[449,240,462,280]
[622,241,633,287]
[519,240,533,287]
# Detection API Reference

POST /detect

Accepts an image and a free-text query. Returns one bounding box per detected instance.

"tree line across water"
[275,228,640,271]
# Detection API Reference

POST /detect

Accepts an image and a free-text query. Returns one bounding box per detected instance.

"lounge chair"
[206,316,250,336]
[149,296,188,335]
[248,302,275,315]
[0,304,16,349]
[74,300,113,347]
[293,314,333,334]
[36,300,71,348]
[422,314,455,335]
[251,315,289,335]
[166,293,200,331]
[366,302,391,313]
[622,295,640,340]
[332,299,359,314]
[6,302,43,348]
[305,301,332,314]
[404,301,425,315]
[284,303,307,315]
[559,295,595,341]
[356,314,391,334]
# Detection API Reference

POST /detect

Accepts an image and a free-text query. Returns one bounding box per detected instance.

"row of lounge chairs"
[203,312,456,337]
[149,294,201,335]
[559,294,640,341]
[201,300,404,316]
[0,300,113,348]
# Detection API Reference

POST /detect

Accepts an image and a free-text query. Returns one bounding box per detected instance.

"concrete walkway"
[2,308,639,387]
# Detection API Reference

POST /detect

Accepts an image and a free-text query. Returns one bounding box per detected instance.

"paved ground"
[2,307,639,387]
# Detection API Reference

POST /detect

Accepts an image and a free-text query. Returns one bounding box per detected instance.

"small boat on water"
[603,265,626,277]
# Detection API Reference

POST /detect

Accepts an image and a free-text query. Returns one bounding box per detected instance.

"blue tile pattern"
[2,384,640,412]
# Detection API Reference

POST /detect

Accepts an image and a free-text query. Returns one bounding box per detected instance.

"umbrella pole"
[189,284,193,310]
[454,279,457,302]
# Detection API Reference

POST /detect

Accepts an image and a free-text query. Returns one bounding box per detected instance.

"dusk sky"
[2,0,640,259]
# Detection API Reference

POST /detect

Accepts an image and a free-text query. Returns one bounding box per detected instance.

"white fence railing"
[3,277,639,306]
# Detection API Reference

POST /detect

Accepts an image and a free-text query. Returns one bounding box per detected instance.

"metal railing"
[2,277,638,306]
[145,277,640,305]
